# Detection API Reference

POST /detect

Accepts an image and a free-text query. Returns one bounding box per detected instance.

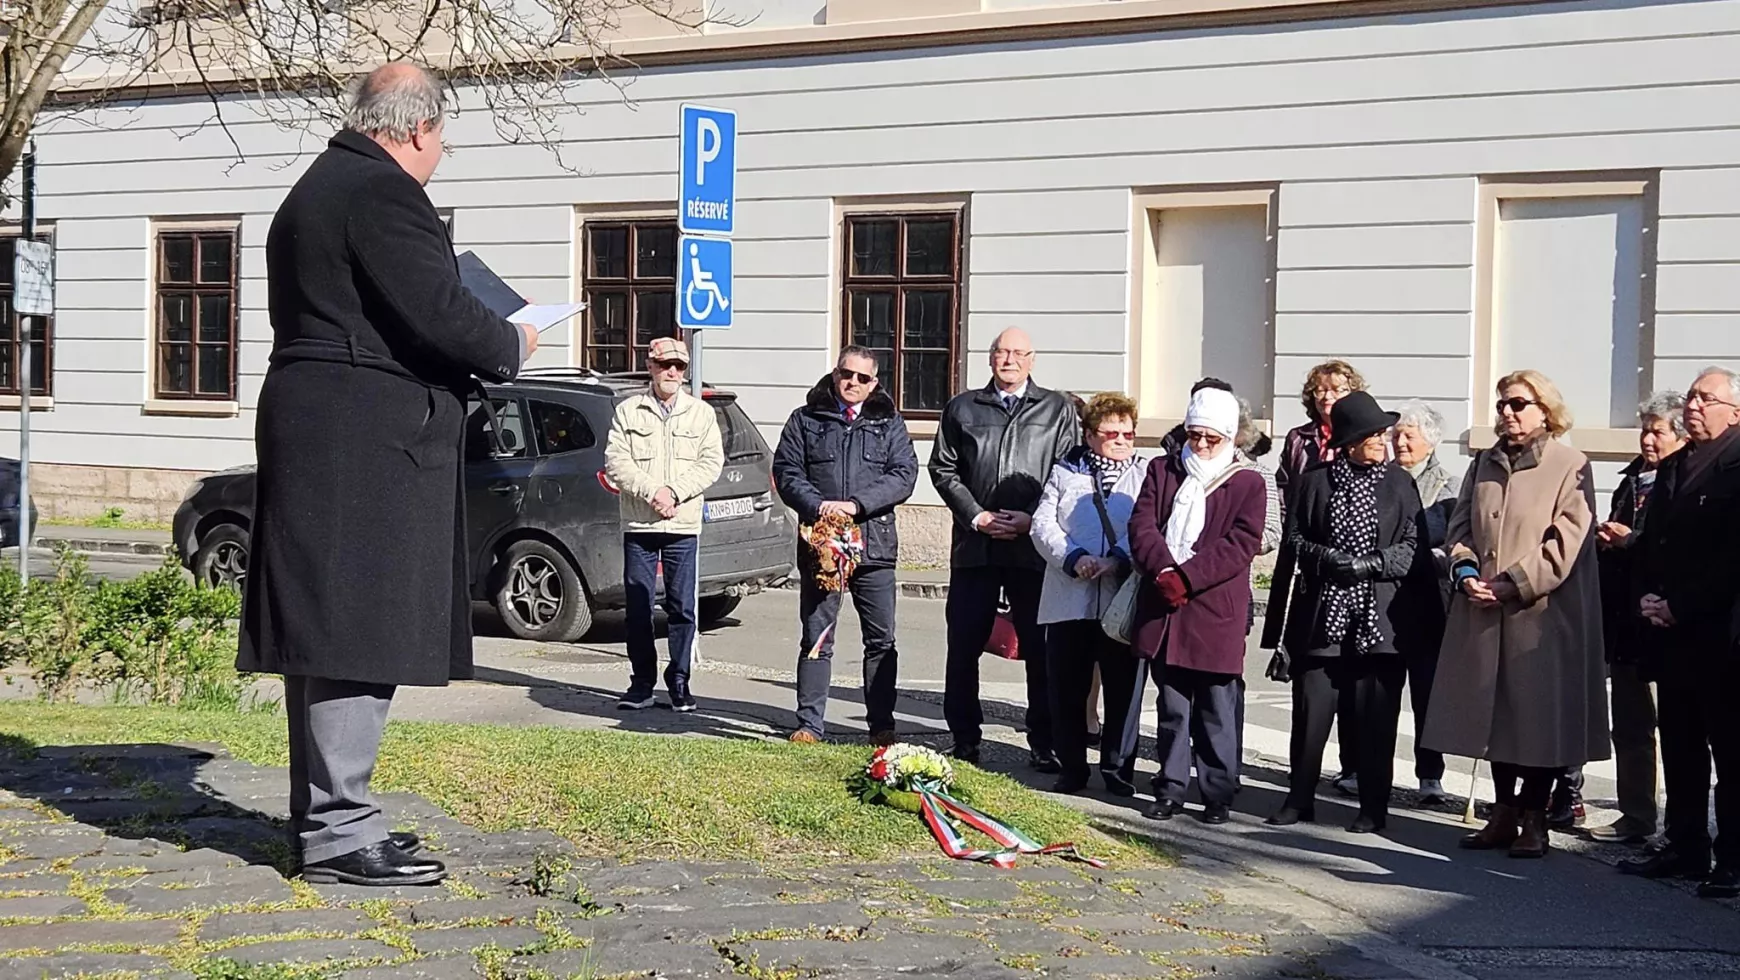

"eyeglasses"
[1496,397,1539,415]
[650,359,686,373]
[835,368,876,385]
[1686,389,1738,410]
[1313,386,1351,399]
[1185,430,1225,449]
[1095,428,1135,442]
[991,349,1034,361]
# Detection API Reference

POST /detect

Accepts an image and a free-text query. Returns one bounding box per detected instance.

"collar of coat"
[628,387,705,420]
[1057,443,1153,476]
[803,374,897,422]
[1490,429,1552,473]
[973,378,1056,409]
[330,129,400,167]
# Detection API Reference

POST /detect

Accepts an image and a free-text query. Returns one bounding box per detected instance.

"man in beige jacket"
[604,337,724,711]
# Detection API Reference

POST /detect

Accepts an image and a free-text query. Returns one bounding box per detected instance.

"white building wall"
[6,0,1740,513]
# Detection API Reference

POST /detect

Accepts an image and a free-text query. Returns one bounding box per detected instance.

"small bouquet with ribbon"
[803,511,864,593]
[847,743,1106,870]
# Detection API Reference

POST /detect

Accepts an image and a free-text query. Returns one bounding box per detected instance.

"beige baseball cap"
[648,336,691,365]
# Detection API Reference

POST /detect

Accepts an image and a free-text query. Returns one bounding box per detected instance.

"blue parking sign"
[679,105,736,236]
[677,236,732,329]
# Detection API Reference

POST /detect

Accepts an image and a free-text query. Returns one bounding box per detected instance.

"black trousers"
[944,565,1051,753]
[1491,763,1556,810]
[1286,654,1406,822]
[1658,652,1740,865]
[1045,619,1146,780]
[794,565,898,738]
[1406,648,1446,781]
[1152,665,1242,806]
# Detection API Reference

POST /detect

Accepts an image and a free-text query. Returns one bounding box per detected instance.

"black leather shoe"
[1618,849,1711,880]
[1265,806,1314,826]
[1200,803,1231,825]
[1348,815,1385,835]
[301,841,447,886]
[1029,750,1062,774]
[1051,772,1090,794]
[1698,865,1739,899]
[950,742,982,765]
[388,832,421,856]
[1144,799,1185,821]
[1102,772,1137,798]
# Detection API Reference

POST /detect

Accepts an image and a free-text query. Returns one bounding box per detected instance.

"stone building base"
[31,463,206,525]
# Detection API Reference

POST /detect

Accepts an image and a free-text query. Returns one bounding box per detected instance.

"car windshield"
[713,400,763,461]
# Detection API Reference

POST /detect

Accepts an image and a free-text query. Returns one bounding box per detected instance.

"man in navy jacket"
[773,346,920,743]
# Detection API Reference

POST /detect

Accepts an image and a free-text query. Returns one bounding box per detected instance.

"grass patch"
[0,702,1166,867]
[42,507,171,532]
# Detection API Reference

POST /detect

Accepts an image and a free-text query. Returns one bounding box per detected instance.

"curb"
[32,535,173,558]
[779,575,1270,617]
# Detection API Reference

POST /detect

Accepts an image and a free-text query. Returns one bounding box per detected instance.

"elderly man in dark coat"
[239,63,534,886]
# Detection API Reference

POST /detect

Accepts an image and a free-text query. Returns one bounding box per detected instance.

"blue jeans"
[623,532,699,697]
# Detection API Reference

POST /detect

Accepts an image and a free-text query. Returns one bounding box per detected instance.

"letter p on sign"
[696,117,721,185]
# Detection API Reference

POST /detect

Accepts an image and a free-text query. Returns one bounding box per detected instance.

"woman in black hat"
[1260,391,1437,833]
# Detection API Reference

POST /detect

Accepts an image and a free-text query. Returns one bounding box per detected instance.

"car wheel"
[698,594,742,627]
[192,524,249,594]
[495,539,592,643]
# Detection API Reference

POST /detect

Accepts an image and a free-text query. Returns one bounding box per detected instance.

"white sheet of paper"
[509,302,587,332]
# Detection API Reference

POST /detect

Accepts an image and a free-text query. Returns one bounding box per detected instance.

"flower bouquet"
[848,743,1106,870]
[802,511,864,592]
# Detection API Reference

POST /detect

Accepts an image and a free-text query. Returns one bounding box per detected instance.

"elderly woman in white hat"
[1129,387,1268,825]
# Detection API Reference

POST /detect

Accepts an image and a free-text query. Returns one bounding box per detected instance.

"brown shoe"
[1459,803,1521,850]
[1510,809,1550,859]
[870,730,898,747]
[788,730,821,744]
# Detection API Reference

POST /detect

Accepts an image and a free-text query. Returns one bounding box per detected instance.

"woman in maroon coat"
[1130,388,1269,824]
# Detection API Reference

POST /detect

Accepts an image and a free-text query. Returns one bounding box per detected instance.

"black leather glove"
[1348,553,1385,583]
[1265,647,1292,683]
[1322,550,1359,587]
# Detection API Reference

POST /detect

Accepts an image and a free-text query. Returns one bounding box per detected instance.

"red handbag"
[983,600,1021,660]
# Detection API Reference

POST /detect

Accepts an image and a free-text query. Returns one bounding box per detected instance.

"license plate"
[704,496,756,522]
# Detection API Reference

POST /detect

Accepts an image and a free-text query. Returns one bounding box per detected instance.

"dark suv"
[172,369,796,642]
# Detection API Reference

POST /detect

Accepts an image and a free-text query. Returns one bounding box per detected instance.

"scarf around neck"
[1322,457,1387,653]
[1165,447,1238,564]
[1088,451,1137,495]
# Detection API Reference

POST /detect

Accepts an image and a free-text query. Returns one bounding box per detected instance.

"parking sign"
[679,105,737,237]
[677,236,733,329]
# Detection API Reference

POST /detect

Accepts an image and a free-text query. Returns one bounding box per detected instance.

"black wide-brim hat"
[1327,391,1400,450]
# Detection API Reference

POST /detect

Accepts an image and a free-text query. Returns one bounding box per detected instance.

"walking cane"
[1462,757,1483,825]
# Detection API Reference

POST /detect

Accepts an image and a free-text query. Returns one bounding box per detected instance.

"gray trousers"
[285,675,396,864]
[1609,661,1660,832]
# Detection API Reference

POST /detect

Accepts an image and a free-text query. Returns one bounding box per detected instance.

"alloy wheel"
[507,553,563,629]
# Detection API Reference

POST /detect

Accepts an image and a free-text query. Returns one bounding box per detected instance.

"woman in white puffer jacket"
[1031,392,1152,797]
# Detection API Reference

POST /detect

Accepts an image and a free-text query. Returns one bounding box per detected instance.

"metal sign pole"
[18,147,33,588]
[689,330,704,397]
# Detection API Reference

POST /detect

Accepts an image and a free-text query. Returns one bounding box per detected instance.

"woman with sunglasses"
[1261,392,1438,834]
[1422,370,1609,859]
[1129,388,1268,824]
[1031,392,1152,797]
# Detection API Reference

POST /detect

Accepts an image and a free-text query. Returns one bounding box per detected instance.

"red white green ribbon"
[917,789,1107,869]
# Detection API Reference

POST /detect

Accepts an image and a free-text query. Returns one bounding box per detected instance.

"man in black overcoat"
[238,63,534,886]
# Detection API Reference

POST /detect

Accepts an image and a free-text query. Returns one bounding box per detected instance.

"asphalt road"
[0,547,170,583]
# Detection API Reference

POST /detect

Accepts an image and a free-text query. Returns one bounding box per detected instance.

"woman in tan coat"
[1422,370,1610,859]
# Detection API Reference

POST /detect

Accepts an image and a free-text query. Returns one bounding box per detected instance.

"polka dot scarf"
[1323,457,1386,653]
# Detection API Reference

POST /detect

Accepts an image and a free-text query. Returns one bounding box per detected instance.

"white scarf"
[1165,446,1238,563]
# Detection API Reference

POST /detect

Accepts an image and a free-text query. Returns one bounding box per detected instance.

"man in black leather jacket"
[772,347,919,745]
[928,327,1081,770]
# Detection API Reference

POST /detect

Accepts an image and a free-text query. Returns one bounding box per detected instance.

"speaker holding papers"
[457,251,585,332]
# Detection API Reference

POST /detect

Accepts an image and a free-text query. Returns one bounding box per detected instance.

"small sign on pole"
[676,103,739,397]
[13,240,52,317]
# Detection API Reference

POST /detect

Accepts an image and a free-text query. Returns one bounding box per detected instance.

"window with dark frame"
[0,235,53,399]
[841,212,962,417]
[154,229,238,400]
[582,221,680,374]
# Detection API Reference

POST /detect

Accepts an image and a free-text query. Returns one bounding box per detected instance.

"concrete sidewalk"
[33,524,174,557]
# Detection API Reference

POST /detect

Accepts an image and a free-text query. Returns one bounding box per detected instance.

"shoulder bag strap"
[1089,476,1118,557]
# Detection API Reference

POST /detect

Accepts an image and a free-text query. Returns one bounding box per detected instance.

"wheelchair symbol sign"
[676,236,732,329]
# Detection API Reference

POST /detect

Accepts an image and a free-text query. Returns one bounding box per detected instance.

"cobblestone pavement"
[0,742,1424,980]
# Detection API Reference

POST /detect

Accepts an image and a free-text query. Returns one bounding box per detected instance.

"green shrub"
[0,546,256,710]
